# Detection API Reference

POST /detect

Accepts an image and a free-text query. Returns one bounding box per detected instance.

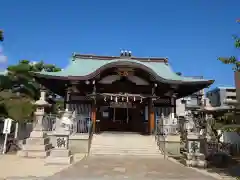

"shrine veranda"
[33,52,214,134]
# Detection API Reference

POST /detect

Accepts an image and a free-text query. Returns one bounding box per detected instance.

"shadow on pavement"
[172,154,240,179]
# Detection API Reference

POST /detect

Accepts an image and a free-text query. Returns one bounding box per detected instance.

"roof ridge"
[72,53,168,63]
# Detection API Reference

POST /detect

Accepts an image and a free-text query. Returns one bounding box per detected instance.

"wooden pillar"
[66,88,71,110]
[171,97,175,114]
[91,105,96,133]
[148,98,155,134]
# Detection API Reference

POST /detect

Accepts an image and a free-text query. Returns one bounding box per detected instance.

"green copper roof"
[33,58,213,84]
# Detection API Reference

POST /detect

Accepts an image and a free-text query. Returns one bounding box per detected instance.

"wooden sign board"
[154,98,171,105]
[69,94,91,102]
[110,102,133,108]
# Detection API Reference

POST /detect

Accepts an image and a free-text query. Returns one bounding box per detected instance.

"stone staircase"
[90,132,163,157]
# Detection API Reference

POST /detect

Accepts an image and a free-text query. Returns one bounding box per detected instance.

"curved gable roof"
[33,57,214,85]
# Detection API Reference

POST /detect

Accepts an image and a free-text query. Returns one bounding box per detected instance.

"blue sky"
[0,0,239,89]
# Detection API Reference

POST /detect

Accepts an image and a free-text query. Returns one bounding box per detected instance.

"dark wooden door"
[98,108,131,132]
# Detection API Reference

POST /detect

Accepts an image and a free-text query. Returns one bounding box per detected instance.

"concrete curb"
[166,156,234,180]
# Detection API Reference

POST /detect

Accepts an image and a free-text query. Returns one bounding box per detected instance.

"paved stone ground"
[0,154,85,180]
[44,155,218,180]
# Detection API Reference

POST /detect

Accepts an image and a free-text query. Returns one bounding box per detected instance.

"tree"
[0,60,61,122]
[218,20,240,70]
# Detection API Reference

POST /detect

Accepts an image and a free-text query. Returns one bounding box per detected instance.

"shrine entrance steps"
[90,132,163,157]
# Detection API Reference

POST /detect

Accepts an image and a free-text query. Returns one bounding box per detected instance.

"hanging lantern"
[111,96,113,100]
[115,96,118,102]
[127,96,129,102]
[122,96,124,101]
[133,96,136,101]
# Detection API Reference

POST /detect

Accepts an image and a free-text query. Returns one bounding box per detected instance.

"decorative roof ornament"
[120,50,132,57]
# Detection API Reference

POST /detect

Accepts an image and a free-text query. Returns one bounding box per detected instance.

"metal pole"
[127,106,129,124]
[163,130,167,159]
[113,108,115,122]
[164,135,166,159]
[14,122,19,139]
[2,133,8,154]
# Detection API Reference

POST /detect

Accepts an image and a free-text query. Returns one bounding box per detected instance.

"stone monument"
[45,110,73,165]
[18,89,51,158]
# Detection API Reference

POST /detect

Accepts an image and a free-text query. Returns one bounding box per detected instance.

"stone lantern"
[33,90,50,131]
[184,130,207,168]
[17,89,52,158]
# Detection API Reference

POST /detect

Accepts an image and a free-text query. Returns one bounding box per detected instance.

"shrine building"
[32,51,214,134]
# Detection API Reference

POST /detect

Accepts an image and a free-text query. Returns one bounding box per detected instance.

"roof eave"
[32,72,214,86]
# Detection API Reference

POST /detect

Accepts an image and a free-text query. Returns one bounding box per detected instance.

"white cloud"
[30,61,37,65]
[0,55,7,63]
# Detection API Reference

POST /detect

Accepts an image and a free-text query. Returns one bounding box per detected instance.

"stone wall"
[158,135,181,155]
[16,123,90,154]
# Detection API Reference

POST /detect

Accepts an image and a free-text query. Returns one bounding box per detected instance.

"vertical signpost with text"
[2,118,12,154]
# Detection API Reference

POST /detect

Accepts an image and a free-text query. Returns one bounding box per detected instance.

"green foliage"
[4,97,34,122]
[0,60,61,122]
[218,22,240,71]
[222,127,240,132]
[233,35,240,48]
[55,99,64,110]
[218,56,240,71]
[50,99,64,114]
[209,112,240,142]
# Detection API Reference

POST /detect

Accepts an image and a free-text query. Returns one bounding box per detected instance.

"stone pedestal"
[184,133,207,168]
[17,130,51,158]
[45,130,73,165]
[164,134,181,155]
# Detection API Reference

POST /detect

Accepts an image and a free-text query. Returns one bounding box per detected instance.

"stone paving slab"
[44,155,218,180]
[0,153,85,180]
